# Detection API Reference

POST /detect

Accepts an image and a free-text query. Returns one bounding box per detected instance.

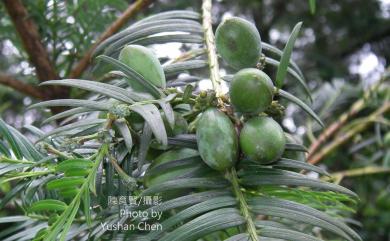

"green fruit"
[240,116,286,163]
[119,44,166,88]
[215,17,261,69]
[144,148,199,187]
[196,108,238,171]
[230,68,274,113]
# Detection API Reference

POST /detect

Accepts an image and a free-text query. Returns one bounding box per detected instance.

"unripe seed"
[229,68,274,114]
[119,45,166,88]
[240,116,286,164]
[216,17,261,69]
[196,108,238,171]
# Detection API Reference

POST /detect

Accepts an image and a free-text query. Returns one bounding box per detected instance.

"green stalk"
[0,156,35,164]
[0,170,54,185]
[44,144,71,159]
[227,168,259,241]
[109,155,137,190]
[74,132,100,144]
[202,0,223,98]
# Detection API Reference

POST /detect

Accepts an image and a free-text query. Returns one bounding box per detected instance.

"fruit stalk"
[227,168,259,241]
[202,0,223,98]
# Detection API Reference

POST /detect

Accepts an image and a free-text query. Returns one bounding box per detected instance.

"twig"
[69,0,153,78]
[307,75,387,160]
[169,49,206,64]
[308,102,390,164]
[227,168,259,241]
[0,155,35,164]
[323,166,390,184]
[44,144,71,159]
[109,155,137,189]
[202,0,223,98]
[0,73,46,99]
[0,170,54,185]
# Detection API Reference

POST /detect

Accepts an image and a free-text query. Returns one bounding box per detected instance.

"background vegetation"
[0,0,389,240]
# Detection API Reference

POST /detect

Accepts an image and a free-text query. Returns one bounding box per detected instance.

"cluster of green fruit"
[197,17,286,171]
[116,17,286,183]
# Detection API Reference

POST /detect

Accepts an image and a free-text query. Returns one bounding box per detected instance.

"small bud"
[110,104,130,118]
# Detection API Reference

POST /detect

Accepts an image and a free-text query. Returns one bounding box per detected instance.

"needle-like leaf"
[278,89,325,127]
[275,22,303,88]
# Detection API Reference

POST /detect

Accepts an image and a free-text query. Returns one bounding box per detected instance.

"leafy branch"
[0,3,364,240]
[43,143,108,241]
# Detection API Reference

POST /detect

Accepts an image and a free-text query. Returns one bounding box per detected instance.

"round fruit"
[119,44,166,88]
[215,17,261,69]
[229,68,274,113]
[144,148,200,187]
[196,108,238,171]
[240,116,286,163]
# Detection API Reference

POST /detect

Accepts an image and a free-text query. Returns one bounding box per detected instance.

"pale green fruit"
[119,45,166,88]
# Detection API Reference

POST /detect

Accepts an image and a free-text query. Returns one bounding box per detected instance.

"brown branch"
[308,102,390,165]
[2,0,69,100]
[3,0,58,82]
[69,0,153,78]
[306,75,387,160]
[0,74,46,100]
